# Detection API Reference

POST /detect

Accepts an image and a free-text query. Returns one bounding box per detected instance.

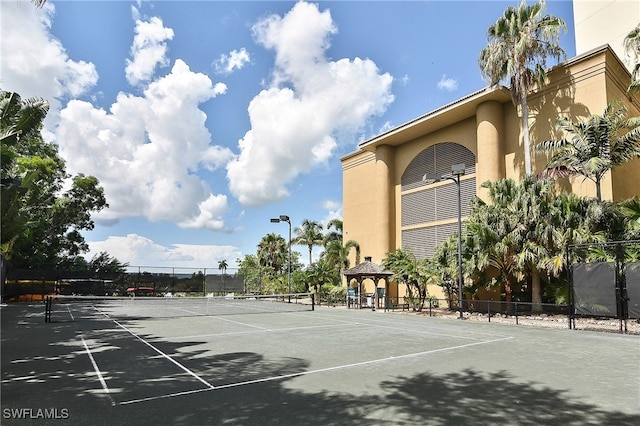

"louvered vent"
[402,177,476,226]
[402,223,460,260]
[400,142,477,259]
[401,142,476,191]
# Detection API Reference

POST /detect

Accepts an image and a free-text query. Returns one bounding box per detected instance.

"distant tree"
[293,219,324,267]
[536,101,640,201]
[218,259,228,275]
[237,255,266,294]
[479,0,566,175]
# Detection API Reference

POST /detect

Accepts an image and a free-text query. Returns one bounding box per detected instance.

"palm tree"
[1,91,49,261]
[323,219,343,245]
[536,101,640,200]
[257,233,288,274]
[479,0,566,175]
[218,259,228,275]
[382,248,436,311]
[1,91,50,172]
[467,177,560,313]
[620,197,640,237]
[624,23,640,95]
[293,219,324,267]
[467,180,522,312]
[305,258,339,297]
[323,239,360,272]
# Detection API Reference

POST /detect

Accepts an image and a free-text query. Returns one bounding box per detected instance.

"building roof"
[341,45,634,163]
[354,85,512,153]
[342,257,393,278]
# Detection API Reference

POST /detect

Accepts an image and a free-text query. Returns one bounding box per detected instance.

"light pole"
[423,163,465,319]
[270,215,291,299]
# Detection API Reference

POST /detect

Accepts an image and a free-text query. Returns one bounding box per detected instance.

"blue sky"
[1,0,576,270]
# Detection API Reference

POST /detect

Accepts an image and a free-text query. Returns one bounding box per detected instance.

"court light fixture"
[423,163,465,319]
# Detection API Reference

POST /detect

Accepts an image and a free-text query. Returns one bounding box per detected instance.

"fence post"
[515,301,518,325]
[487,301,491,323]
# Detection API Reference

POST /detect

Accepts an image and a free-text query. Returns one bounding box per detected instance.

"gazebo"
[342,256,393,310]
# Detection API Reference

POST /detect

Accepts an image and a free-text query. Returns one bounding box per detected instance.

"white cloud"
[227,1,394,207]
[0,1,98,124]
[437,74,458,92]
[322,199,341,211]
[213,48,251,74]
[56,59,232,230]
[86,234,242,267]
[125,13,174,86]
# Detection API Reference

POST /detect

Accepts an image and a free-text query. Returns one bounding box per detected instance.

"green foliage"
[1,90,109,269]
[293,219,324,266]
[305,257,339,293]
[461,175,633,306]
[244,218,361,297]
[479,0,566,175]
[236,254,264,293]
[624,23,640,95]
[536,101,640,200]
[382,248,436,311]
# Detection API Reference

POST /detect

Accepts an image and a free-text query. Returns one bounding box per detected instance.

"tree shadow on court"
[3,305,639,425]
[378,369,640,426]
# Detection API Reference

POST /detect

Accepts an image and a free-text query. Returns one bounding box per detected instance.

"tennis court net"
[44,293,314,322]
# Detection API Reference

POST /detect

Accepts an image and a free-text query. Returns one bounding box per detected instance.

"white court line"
[69,304,215,405]
[172,322,346,340]
[111,318,216,390]
[161,306,271,330]
[299,309,514,340]
[119,335,513,405]
[80,336,116,406]
[66,305,116,406]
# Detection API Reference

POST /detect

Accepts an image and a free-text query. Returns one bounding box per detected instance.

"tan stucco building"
[341,44,640,298]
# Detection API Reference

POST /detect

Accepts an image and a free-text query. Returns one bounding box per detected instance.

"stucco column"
[476,100,505,201]
[375,144,395,257]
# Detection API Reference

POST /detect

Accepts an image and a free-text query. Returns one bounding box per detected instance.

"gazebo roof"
[342,257,393,279]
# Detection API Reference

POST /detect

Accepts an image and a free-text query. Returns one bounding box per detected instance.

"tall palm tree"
[293,219,324,267]
[536,101,640,200]
[257,233,288,274]
[624,23,640,95]
[479,0,566,175]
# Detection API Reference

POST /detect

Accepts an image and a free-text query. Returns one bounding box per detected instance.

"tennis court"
[2,297,639,425]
